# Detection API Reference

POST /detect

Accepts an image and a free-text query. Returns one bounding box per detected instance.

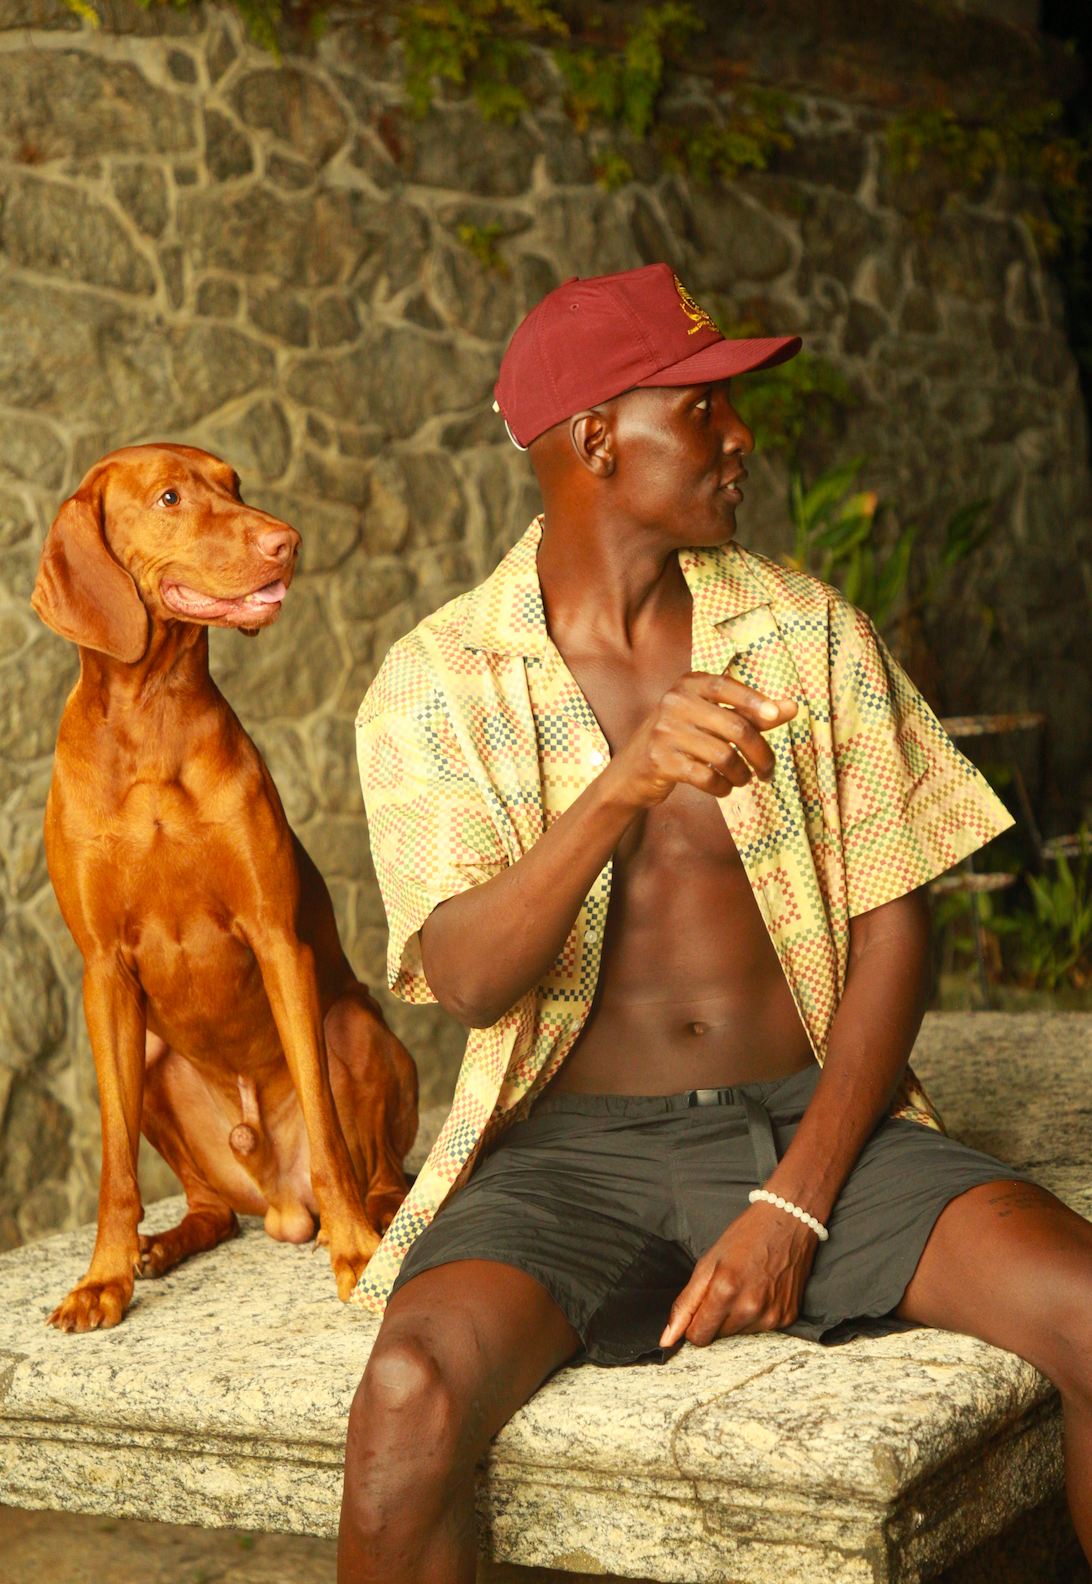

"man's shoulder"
[716,542,856,622]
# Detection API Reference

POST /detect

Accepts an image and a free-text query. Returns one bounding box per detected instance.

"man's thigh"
[897,1181,1092,1376]
[366,1259,583,1453]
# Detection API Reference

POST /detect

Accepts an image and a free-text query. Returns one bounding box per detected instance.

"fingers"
[685,673,798,730]
[660,1261,714,1349]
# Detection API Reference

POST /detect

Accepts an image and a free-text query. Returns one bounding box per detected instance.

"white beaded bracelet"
[748,1188,829,1242]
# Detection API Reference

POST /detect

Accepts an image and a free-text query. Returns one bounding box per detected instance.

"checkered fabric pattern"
[351,519,1013,1312]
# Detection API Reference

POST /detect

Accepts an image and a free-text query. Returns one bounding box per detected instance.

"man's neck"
[536,503,694,658]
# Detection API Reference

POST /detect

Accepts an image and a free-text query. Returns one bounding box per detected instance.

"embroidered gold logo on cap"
[674,275,717,336]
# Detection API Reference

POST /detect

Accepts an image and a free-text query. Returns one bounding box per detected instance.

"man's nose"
[257,523,301,563]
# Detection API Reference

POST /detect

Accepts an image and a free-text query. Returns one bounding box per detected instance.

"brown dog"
[32,443,417,1332]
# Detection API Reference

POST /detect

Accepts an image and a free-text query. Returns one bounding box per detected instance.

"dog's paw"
[328,1228,381,1300]
[137,1231,175,1279]
[48,1277,131,1333]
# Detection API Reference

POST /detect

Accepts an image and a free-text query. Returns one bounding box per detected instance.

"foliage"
[456,221,509,273]
[885,97,1091,260]
[400,0,566,122]
[732,352,855,460]
[555,4,792,189]
[992,832,1092,991]
[780,456,993,633]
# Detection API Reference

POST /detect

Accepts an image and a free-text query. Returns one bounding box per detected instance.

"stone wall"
[0,0,1089,1245]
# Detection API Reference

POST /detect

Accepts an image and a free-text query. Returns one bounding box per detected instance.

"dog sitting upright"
[31,443,417,1332]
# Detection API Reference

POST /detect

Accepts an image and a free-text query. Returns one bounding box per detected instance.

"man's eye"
[695,398,710,413]
[161,489,180,506]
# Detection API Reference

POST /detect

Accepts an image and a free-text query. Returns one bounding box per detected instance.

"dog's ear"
[31,480,149,663]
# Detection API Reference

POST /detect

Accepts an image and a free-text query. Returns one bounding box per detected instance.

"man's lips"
[160,579,288,622]
[720,468,747,501]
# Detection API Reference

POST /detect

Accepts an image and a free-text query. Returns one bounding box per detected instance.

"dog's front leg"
[51,960,146,1332]
[259,934,379,1298]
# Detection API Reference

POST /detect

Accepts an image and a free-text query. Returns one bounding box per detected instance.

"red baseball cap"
[493,263,802,448]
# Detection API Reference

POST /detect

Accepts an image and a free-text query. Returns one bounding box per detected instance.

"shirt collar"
[462,517,770,657]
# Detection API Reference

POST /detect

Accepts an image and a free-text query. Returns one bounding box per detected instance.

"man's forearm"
[420,773,638,1026]
[761,888,933,1225]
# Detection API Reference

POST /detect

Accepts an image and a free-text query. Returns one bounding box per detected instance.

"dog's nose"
[258,525,301,563]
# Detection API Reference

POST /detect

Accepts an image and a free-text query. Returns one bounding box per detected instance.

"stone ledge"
[1,1012,1090,1583]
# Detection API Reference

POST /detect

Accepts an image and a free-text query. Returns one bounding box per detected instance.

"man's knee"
[347,1328,467,1490]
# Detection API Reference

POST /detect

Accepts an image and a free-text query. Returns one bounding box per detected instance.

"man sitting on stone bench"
[339,265,1092,1582]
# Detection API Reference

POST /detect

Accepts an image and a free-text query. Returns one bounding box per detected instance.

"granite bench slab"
[1,1012,1090,1584]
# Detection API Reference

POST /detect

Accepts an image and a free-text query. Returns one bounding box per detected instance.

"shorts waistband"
[530,1063,819,1121]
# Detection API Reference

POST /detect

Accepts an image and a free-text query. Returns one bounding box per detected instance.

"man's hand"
[659,1201,819,1349]
[603,673,797,812]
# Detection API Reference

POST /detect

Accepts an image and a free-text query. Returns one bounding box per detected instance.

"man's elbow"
[426,973,504,1030]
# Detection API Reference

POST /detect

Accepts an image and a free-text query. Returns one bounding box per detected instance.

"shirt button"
[585,926,599,943]
[589,750,605,767]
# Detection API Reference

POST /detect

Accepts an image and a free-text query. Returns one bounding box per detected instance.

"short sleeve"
[357,641,507,1004]
[830,600,1014,917]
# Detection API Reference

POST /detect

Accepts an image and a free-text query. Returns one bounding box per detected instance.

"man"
[339,265,1092,1583]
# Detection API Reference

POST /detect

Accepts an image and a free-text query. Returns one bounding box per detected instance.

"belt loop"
[742,1094,780,1184]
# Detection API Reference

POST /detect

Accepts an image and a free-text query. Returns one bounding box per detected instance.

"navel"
[688,1021,708,1037]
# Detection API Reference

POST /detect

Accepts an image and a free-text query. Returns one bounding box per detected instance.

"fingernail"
[761,701,779,720]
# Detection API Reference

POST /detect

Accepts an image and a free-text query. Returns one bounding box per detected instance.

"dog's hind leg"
[325,987,418,1233]
[137,1037,238,1279]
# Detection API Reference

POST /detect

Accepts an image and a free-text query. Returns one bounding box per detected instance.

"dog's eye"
[160,489,180,506]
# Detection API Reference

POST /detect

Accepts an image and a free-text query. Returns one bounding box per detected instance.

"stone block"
[0,0,78,28]
[267,153,314,192]
[800,190,887,289]
[169,324,276,426]
[0,636,77,764]
[177,186,383,288]
[0,914,66,1072]
[204,109,254,182]
[249,288,310,348]
[0,1075,71,1209]
[0,278,176,431]
[402,450,466,546]
[208,584,338,724]
[0,491,33,551]
[245,722,315,827]
[335,554,415,623]
[307,714,363,816]
[361,455,411,554]
[0,413,66,490]
[686,186,795,286]
[112,165,169,240]
[296,815,371,883]
[0,176,155,297]
[206,19,239,84]
[194,277,241,319]
[292,448,368,508]
[429,243,521,343]
[536,190,642,279]
[0,53,195,162]
[203,397,292,484]
[401,106,538,197]
[286,322,496,440]
[232,68,348,167]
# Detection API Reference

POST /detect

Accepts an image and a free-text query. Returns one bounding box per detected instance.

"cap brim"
[636,335,802,388]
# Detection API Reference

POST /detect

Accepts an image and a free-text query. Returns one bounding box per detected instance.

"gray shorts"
[393,1064,1030,1365]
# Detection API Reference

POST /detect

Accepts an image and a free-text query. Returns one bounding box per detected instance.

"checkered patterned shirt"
[351,519,1013,1312]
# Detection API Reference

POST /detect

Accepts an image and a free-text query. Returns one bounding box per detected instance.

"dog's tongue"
[252,580,287,605]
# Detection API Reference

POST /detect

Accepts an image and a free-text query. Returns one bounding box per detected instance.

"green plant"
[885,98,1091,261]
[400,0,566,121]
[456,221,509,272]
[781,458,994,632]
[782,457,912,628]
[993,833,1092,991]
[555,3,792,189]
[732,352,855,459]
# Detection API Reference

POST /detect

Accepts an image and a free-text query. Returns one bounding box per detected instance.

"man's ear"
[569,411,616,477]
[31,479,149,663]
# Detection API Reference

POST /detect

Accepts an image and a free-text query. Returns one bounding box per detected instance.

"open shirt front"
[351,519,1013,1313]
